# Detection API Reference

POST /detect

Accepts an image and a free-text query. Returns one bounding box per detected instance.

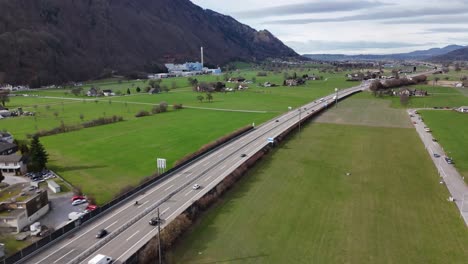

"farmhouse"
[0,132,14,143]
[284,78,305,86]
[86,87,98,97]
[102,89,115,96]
[0,153,27,176]
[0,142,18,155]
[456,106,468,113]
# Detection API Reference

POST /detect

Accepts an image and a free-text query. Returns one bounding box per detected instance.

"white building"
[0,154,27,176]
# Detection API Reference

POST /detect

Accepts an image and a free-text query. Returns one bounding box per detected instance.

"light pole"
[335,88,338,108]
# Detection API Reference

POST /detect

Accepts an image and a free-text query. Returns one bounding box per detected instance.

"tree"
[206,92,213,103]
[71,87,83,96]
[53,111,59,119]
[136,86,141,93]
[0,90,10,107]
[127,88,131,95]
[29,135,48,172]
[433,77,440,86]
[162,85,169,93]
[196,95,204,103]
[171,81,177,90]
[79,113,84,122]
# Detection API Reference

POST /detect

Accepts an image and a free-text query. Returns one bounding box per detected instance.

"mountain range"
[304,45,465,61]
[0,0,298,86]
[430,47,468,62]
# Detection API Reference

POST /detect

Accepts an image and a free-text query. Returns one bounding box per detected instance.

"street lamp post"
[335,88,338,108]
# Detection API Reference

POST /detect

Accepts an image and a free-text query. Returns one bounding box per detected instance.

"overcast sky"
[190,0,468,54]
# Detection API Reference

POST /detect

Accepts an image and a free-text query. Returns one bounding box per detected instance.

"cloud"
[383,15,468,24]
[286,40,433,54]
[423,28,468,33]
[264,6,468,24]
[233,1,390,19]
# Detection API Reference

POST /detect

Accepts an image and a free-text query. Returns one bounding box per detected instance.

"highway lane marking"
[164,184,174,191]
[52,249,75,263]
[185,190,192,196]
[105,220,118,230]
[204,175,213,182]
[126,230,140,241]
[115,229,157,262]
[137,201,148,208]
[185,172,193,178]
[34,173,183,263]
[161,207,170,215]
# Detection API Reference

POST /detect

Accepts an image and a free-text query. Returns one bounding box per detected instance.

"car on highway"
[240,153,247,157]
[413,121,417,124]
[445,157,454,164]
[433,153,440,158]
[424,127,431,132]
[432,138,438,142]
[96,229,108,239]
[275,119,279,122]
[192,184,200,190]
[72,199,87,206]
[149,217,160,226]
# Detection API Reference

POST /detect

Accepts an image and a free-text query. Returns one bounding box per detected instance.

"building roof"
[0,142,16,153]
[0,153,23,163]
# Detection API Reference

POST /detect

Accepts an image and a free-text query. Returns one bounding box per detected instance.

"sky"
[190,0,468,55]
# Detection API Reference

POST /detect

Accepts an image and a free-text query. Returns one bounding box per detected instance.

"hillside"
[0,0,298,86]
[305,45,464,61]
[431,47,468,62]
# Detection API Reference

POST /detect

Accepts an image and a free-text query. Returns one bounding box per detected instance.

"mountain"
[0,0,298,86]
[430,47,468,61]
[304,45,464,61]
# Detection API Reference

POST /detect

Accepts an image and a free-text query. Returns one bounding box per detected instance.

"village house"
[0,153,27,176]
[456,106,468,113]
[0,142,18,155]
[0,132,14,143]
[86,87,98,97]
[102,89,115,97]
[284,78,305,86]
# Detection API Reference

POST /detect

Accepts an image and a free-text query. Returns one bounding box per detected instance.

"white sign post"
[157,158,167,174]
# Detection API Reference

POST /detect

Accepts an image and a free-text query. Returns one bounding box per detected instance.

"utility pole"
[157,208,162,264]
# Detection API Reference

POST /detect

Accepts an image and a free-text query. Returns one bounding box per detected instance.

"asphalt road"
[408,109,468,226]
[22,71,436,264]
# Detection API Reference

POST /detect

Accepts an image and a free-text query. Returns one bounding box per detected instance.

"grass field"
[419,110,468,183]
[357,85,468,109]
[1,70,360,203]
[168,99,468,264]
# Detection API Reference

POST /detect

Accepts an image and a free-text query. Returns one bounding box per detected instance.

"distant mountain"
[430,47,468,61]
[304,45,465,61]
[0,0,298,86]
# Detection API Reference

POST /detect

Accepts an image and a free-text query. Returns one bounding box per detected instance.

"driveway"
[38,192,89,229]
[3,175,30,185]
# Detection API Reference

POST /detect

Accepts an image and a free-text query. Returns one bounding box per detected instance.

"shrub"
[135,110,150,117]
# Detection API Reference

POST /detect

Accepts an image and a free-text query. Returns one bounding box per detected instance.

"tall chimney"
[201,46,204,68]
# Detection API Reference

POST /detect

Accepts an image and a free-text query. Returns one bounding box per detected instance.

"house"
[0,153,27,176]
[398,88,412,96]
[0,110,11,118]
[456,106,468,113]
[238,84,249,90]
[0,189,49,232]
[86,87,98,97]
[102,89,115,97]
[284,78,305,86]
[455,83,463,88]
[414,89,428,97]
[263,82,272,87]
[0,142,18,155]
[0,132,14,143]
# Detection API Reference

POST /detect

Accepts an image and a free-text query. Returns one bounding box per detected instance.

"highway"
[23,72,435,264]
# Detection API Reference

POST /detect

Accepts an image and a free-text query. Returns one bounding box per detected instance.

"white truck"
[88,254,113,264]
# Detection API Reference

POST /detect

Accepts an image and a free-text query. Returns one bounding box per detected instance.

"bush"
[135,110,150,117]
[173,103,183,110]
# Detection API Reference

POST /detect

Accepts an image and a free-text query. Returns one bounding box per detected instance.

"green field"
[1,70,359,203]
[420,110,468,183]
[168,99,468,264]
[360,85,468,109]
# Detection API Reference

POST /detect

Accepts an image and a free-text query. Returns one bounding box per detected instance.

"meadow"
[168,98,468,264]
[419,110,468,183]
[2,69,357,203]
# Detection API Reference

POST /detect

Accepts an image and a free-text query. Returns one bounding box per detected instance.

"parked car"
[72,199,87,206]
[71,195,86,202]
[86,204,98,211]
[192,184,200,190]
[96,229,108,239]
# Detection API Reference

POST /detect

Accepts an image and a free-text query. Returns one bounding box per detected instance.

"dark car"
[433,153,440,158]
[432,138,438,142]
[275,120,279,122]
[149,217,161,226]
[96,229,108,238]
[445,157,454,164]
[240,154,247,157]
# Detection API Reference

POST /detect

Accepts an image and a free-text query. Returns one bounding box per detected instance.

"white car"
[192,184,200,190]
[72,199,87,206]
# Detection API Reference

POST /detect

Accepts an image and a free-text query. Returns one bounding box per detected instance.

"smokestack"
[201,46,204,68]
